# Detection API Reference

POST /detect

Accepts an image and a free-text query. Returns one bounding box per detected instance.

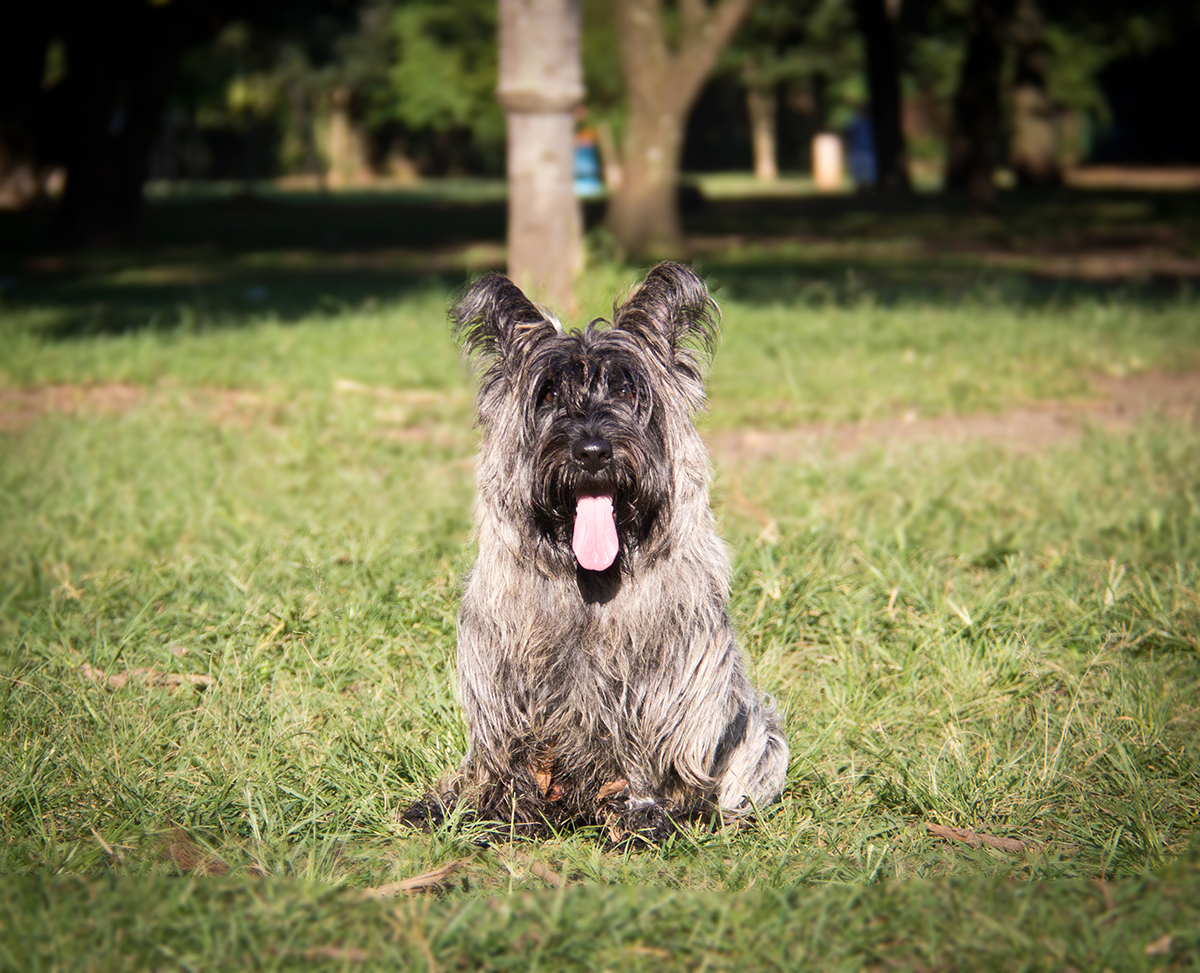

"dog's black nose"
[573,437,613,473]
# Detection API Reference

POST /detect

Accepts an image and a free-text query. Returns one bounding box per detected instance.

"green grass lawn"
[2,188,1200,970]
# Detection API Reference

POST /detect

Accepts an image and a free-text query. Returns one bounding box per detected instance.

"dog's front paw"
[399,793,453,832]
[602,797,680,847]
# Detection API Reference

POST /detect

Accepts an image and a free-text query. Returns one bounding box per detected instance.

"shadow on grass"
[690,187,1200,307]
[0,185,1197,340]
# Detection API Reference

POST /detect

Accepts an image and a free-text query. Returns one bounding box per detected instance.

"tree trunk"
[945,0,1016,210]
[852,0,910,193]
[746,84,778,182]
[497,0,584,311]
[605,100,688,258]
[327,86,370,189]
[606,0,754,258]
[1008,0,1060,187]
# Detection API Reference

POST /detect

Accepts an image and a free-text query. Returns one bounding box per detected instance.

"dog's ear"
[612,262,719,376]
[451,273,560,369]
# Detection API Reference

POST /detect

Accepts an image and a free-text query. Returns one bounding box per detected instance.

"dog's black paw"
[399,794,452,832]
[602,799,681,848]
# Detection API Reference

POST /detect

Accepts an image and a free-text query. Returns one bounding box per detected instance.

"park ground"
[2,179,1200,970]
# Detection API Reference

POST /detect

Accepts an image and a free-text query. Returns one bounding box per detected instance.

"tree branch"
[678,0,707,33]
[672,0,755,108]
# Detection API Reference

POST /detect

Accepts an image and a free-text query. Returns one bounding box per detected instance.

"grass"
[2,186,1199,969]
[7,860,1200,970]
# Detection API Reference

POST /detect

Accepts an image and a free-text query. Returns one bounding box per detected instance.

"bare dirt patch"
[1064,166,1200,191]
[0,383,286,433]
[0,383,145,431]
[0,379,470,441]
[706,371,1200,464]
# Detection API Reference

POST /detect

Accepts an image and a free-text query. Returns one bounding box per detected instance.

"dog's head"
[451,262,719,573]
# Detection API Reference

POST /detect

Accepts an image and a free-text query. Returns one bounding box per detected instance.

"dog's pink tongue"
[573,495,619,571]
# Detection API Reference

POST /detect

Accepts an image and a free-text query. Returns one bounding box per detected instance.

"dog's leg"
[713,702,789,815]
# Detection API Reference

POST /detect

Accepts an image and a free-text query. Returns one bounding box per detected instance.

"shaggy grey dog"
[424,261,787,841]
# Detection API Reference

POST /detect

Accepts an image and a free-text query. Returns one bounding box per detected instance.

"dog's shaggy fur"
[419,262,787,840]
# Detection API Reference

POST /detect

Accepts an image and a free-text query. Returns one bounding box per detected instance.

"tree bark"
[746,84,778,182]
[945,0,1017,210]
[497,0,584,310]
[852,0,910,193]
[606,0,754,258]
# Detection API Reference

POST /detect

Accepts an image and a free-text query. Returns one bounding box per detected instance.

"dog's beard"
[529,431,669,573]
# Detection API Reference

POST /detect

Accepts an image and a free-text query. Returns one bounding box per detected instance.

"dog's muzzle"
[571,436,618,571]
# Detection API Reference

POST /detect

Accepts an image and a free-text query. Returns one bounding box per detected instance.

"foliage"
[581,0,624,117]
[386,0,502,147]
[719,0,863,130]
[166,0,504,179]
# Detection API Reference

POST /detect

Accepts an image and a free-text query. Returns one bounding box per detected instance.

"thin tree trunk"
[852,0,910,193]
[497,0,584,310]
[746,84,778,182]
[1009,0,1060,187]
[606,0,753,258]
[0,8,54,209]
[327,86,370,188]
[594,119,623,191]
[945,0,1017,210]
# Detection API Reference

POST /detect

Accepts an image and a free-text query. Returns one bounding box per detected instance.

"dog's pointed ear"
[612,262,719,374]
[451,273,560,370]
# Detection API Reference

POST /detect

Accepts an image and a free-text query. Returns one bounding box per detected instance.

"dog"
[417,261,788,841]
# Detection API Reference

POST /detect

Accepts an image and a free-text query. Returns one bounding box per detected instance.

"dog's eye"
[538,382,557,407]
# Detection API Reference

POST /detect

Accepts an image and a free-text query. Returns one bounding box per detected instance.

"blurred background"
[2,0,1198,246]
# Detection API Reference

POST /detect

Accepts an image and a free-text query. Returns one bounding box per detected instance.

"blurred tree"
[0,1,239,240]
[903,3,964,172]
[1037,0,1190,165]
[172,5,386,186]
[0,0,366,241]
[944,0,1016,209]
[581,0,626,191]
[386,0,503,162]
[718,0,810,182]
[0,10,54,208]
[497,0,584,308]
[944,0,1184,205]
[606,0,755,258]
[1008,0,1058,186]
[852,0,910,192]
[57,0,253,242]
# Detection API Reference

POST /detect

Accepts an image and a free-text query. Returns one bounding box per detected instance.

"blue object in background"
[845,113,877,188]
[574,142,604,197]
